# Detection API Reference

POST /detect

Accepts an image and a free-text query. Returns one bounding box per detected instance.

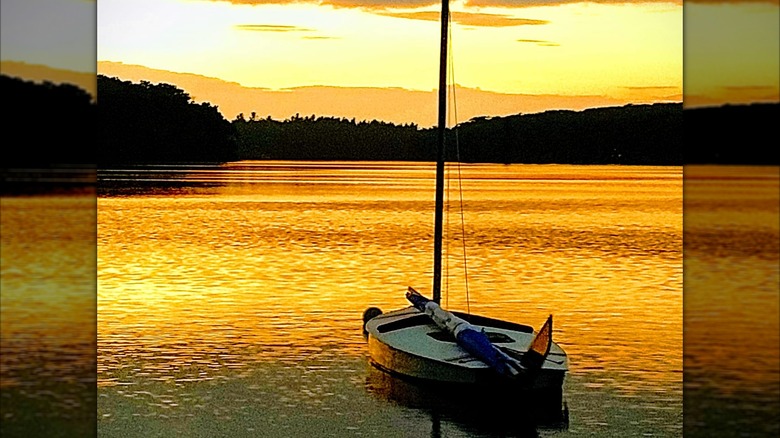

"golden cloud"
[378,10,548,27]
[517,38,559,46]
[200,0,778,8]
[197,0,730,10]
[235,24,316,32]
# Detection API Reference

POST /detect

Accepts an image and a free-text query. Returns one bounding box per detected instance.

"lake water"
[95,162,684,437]
[1,191,97,437]
[682,165,779,437]
[1,162,776,437]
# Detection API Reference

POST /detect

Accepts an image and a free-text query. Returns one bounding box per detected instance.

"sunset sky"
[95,0,685,124]
[96,0,683,97]
[1,0,778,125]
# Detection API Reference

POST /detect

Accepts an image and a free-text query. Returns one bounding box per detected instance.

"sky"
[95,0,682,98]
[94,0,685,123]
[1,0,778,125]
[1,0,96,73]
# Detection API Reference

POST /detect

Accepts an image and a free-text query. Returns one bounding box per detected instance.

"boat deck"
[365,306,568,386]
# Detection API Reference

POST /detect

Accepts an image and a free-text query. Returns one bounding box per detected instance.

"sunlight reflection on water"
[683,166,780,437]
[97,162,684,436]
[1,195,96,436]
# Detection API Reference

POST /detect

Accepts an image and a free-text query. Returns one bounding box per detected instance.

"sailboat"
[362,0,568,393]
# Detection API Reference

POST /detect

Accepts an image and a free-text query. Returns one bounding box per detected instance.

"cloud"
[517,38,559,46]
[682,0,777,4]
[719,85,780,103]
[623,85,679,91]
[463,0,682,7]
[322,0,439,7]
[235,23,338,39]
[722,85,778,93]
[684,84,779,108]
[378,10,549,27]
[199,0,689,10]
[201,0,441,8]
[235,24,316,32]
[199,0,780,8]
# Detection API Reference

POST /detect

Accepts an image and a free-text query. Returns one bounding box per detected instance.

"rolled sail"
[406,287,526,379]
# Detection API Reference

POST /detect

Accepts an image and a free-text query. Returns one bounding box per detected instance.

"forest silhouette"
[2,74,95,166]
[2,74,778,168]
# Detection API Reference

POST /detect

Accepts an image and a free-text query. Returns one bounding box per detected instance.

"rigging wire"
[442,12,471,315]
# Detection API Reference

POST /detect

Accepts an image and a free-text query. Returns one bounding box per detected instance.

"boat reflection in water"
[364,362,568,438]
[365,365,568,437]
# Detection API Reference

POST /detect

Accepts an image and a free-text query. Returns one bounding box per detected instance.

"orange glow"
[97,60,667,126]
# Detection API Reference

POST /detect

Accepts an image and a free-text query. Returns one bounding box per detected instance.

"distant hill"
[684,103,779,165]
[454,103,684,165]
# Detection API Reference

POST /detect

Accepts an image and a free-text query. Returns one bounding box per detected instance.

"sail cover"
[406,287,528,379]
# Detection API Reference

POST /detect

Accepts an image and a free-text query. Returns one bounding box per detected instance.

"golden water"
[683,165,780,437]
[1,194,96,437]
[3,163,776,436]
[94,162,684,436]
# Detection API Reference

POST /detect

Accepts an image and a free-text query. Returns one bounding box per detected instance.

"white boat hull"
[365,306,568,391]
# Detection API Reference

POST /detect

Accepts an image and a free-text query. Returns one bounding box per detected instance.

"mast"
[432,0,449,304]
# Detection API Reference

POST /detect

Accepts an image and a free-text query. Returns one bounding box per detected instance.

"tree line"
[232,113,430,161]
[3,74,778,167]
[97,74,690,165]
[2,74,95,166]
[230,103,686,164]
[98,75,237,164]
